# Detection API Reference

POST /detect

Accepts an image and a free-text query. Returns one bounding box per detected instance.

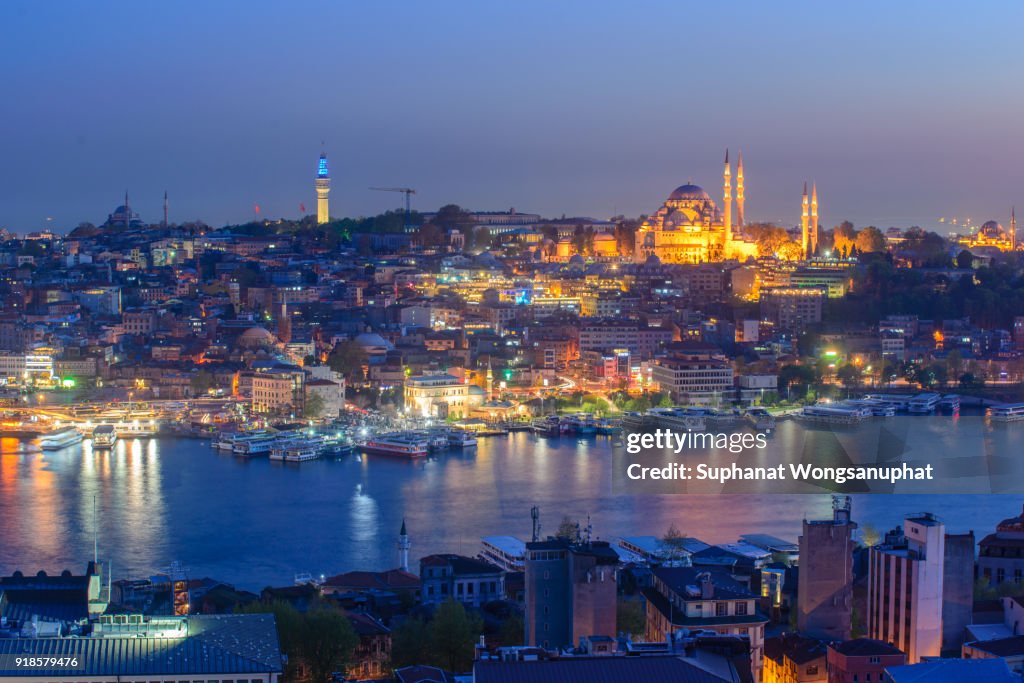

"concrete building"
[943,531,976,654]
[651,346,735,404]
[642,566,768,682]
[404,371,482,419]
[251,368,305,415]
[762,633,827,683]
[797,496,857,642]
[760,287,825,330]
[419,554,504,608]
[578,319,673,359]
[524,538,619,650]
[979,505,1024,587]
[867,514,945,663]
[825,638,906,683]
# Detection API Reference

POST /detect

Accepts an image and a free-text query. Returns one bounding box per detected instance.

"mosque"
[634,151,805,263]
[959,211,1017,252]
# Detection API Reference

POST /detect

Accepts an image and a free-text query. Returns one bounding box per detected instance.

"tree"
[859,524,881,547]
[956,249,975,269]
[855,226,885,253]
[836,364,862,391]
[497,614,524,646]
[555,516,579,541]
[832,221,857,256]
[189,370,215,396]
[301,607,359,683]
[429,598,483,672]
[778,364,817,398]
[662,523,689,565]
[617,598,646,638]
[303,391,325,419]
[328,340,367,382]
[391,617,431,668]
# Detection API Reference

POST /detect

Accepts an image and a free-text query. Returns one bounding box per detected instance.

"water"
[0,431,1018,590]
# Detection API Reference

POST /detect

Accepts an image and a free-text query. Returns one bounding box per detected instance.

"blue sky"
[1,1,1022,232]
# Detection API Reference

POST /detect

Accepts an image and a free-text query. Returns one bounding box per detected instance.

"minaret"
[722,149,732,247]
[124,190,131,227]
[163,191,168,228]
[398,519,410,572]
[801,182,810,258]
[736,151,745,228]
[315,153,331,225]
[486,361,494,400]
[811,182,819,257]
[1012,207,1017,251]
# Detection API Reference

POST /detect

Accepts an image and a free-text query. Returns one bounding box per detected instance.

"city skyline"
[3,1,1024,232]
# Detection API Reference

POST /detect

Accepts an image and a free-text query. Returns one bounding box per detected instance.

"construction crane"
[370,187,417,232]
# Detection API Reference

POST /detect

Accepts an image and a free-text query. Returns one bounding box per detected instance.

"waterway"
[0,423,1018,590]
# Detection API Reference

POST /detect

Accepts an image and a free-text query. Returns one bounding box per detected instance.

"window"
[715,602,728,616]
[806,666,818,675]
[736,601,748,616]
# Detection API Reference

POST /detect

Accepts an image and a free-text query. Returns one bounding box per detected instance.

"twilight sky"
[2,1,1022,233]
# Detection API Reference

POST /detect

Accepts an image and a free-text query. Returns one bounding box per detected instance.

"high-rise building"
[867,513,945,663]
[797,495,857,641]
[315,153,330,224]
[524,537,618,649]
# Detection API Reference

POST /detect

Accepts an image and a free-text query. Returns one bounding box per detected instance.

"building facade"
[797,496,857,642]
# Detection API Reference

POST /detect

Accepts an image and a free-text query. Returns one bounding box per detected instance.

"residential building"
[797,496,857,642]
[251,368,305,415]
[760,287,825,330]
[651,346,734,404]
[978,505,1024,588]
[763,633,827,683]
[404,371,482,419]
[524,538,619,650]
[419,554,504,608]
[825,638,906,683]
[867,514,945,663]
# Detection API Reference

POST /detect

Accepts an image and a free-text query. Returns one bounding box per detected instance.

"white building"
[404,371,482,419]
[868,513,945,663]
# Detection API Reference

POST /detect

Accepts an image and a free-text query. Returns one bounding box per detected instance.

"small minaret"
[315,153,331,225]
[398,519,411,572]
[722,149,732,246]
[811,182,819,257]
[1011,207,1017,251]
[486,361,494,400]
[163,191,169,228]
[736,151,745,228]
[124,190,131,227]
[801,182,810,258]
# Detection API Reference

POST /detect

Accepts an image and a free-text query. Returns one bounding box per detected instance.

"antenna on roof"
[93,494,98,565]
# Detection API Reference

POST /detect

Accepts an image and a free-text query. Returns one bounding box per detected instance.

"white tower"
[398,519,410,572]
[315,153,330,224]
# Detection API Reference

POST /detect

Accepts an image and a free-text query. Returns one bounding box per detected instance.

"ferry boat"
[863,394,916,412]
[92,424,117,449]
[39,426,84,451]
[987,403,1024,423]
[798,403,871,425]
[744,407,776,432]
[214,430,264,451]
[939,394,961,414]
[360,432,430,457]
[447,429,478,447]
[532,416,561,437]
[270,437,324,462]
[564,415,596,435]
[846,399,897,417]
[907,392,942,414]
[234,432,298,457]
[595,418,622,435]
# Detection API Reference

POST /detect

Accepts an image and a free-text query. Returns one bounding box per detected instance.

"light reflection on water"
[0,430,1018,590]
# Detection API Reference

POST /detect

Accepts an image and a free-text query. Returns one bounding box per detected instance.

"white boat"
[39,426,84,451]
[987,403,1024,422]
[907,392,942,414]
[447,429,478,447]
[92,424,117,449]
[939,394,961,413]
[360,432,430,457]
[271,437,324,462]
[744,408,776,431]
[798,403,871,424]
[233,433,283,456]
[214,431,264,451]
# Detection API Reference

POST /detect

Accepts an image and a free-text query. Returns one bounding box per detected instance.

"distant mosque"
[634,150,760,264]
[634,151,820,263]
[959,210,1018,252]
[103,192,145,229]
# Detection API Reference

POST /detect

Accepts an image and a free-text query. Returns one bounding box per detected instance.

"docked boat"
[798,403,871,425]
[214,430,264,451]
[40,426,84,451]
[907,392,942,414]
[92,424,117,449]
[939,394,961,414]
[532,416,561,437]
[360,432,430,457]
[447,428,478,448]
[594,418,622,435]
[270,437,324,462]
[234,432,297,457]
[987,403,1024,423]
[564,414,596,435]
[744,408,776,432]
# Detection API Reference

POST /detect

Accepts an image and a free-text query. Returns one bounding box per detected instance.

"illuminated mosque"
[959,210,1017,252]
[634,150,761,264]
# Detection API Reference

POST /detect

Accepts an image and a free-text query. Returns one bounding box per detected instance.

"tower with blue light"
[315,153,330,224]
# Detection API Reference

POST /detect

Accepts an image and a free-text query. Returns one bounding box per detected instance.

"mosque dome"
[237,326,278,349]
[568,254,586,267]
[354,332,394,352]
[981,220,1004,237]
[645,254,662,266]
[668,184,712,202]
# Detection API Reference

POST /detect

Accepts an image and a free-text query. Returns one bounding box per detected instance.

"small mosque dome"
[668,184,712,202]
[237,327,278,349]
